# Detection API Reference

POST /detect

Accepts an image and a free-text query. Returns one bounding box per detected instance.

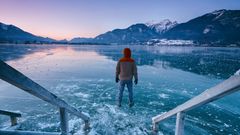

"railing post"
[60,108,69,135]
[152,121,158,135]
[10,116,18,126]
[175,112,185,135]
[84,120,90,131]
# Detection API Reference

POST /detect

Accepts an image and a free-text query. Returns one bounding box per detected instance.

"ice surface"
[158,93,169,99]
[0,45,240,134]
[74,92,90,98]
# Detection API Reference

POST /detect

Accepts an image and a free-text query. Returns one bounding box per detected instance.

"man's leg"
[126,80,134,107]
[118,80,125,107]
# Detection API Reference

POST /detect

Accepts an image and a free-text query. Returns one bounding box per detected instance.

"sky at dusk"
[1,0,240,40]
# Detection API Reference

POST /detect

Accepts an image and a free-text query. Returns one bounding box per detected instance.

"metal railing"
[152,74,240,135]
[0,60,90,135]
[0,110,21,127]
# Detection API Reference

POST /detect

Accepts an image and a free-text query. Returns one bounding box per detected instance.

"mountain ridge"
[1,9,240,46]
[0,22,55,43]
[95,23,160,44]
[162,9,240,45]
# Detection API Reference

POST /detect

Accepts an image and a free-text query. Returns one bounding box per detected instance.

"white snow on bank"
[147,39,193,45]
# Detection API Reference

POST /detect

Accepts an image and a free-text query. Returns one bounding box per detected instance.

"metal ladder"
[152,71,240,135]
[0,60,90,135]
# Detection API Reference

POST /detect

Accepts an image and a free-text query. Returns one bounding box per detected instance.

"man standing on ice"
[116,48,138,107]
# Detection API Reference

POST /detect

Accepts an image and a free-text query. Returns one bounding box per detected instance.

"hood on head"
[123,48,131,58]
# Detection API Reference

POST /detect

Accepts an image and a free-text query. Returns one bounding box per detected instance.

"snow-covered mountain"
[93,9,240,46]
[1,9,239,46]
[146,19,178,34]
[95,23,159,44]
[163,9,240,46]
[93,20,178,44]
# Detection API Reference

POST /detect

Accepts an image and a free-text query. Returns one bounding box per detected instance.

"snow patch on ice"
[37,123,55,129]
[82,112,90,117]
[159,93,170,99]
[55,84,80,92]
[149,101,165,106]
[74,92,90,98]
[224,123,230,128]
[90,104,152,134]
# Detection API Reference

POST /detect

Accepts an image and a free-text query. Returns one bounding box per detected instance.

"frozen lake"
[0,44,240,134]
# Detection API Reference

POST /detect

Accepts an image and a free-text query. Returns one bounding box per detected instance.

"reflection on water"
[1,44,239,79]
[95,46,240,79]
[0,44,240,135]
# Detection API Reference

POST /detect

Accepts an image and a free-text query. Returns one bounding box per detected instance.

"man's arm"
[133,62,138,84]
[116,61,120,82]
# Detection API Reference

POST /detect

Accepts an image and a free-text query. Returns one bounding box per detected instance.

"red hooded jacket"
[116,48,138,80]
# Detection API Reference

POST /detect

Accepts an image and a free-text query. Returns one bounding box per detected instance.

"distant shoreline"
[0,43,239,48]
